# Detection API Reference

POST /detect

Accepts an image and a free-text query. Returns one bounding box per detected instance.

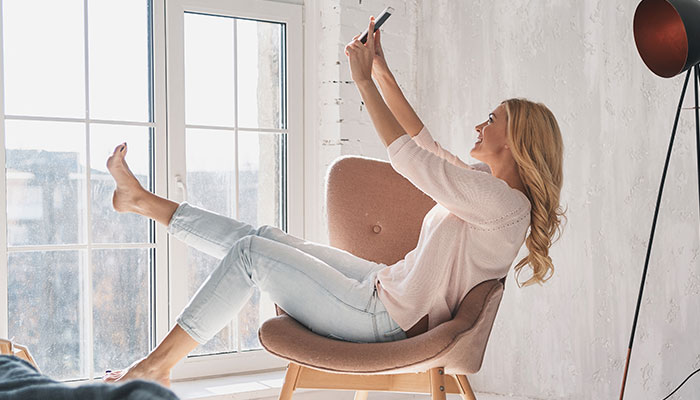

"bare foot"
[103,357,171,387]
[106,143,147,214]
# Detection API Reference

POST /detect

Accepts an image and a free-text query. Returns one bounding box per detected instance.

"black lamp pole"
[621,0,700,398]
[619,66,699,400]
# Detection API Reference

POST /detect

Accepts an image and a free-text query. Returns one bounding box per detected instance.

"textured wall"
[312,0,418,242]
[411,1,700,399]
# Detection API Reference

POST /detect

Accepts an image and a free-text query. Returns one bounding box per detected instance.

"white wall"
[305,0,417,243]
[412,1,700,399]
[309,0,700,398]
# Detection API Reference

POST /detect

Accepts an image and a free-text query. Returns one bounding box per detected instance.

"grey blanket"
[0,355,179,400]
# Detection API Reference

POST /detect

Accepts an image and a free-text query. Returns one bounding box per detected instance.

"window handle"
[174,175,187,202]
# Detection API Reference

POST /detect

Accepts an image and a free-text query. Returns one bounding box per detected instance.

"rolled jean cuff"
[167,202,191,235]
[176,316,209,345]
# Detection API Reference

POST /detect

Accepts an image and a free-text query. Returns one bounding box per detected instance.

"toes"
[111,142,127,157]
[102,370,122,382]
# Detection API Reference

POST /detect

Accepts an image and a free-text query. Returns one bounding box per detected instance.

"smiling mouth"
[475,137,483,144]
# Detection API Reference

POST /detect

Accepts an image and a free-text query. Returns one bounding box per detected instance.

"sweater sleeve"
[412,125,473,170]
[387,134,529,227]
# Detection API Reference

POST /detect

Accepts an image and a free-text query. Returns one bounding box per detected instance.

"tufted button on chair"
[258,156,506,400]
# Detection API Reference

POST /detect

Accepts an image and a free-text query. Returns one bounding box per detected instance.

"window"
[0,0,303,381]
[166,0,303,379]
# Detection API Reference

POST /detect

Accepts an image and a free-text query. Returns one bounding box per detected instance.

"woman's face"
[470,104,510,163]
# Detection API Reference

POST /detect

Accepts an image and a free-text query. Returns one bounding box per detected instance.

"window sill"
[171,368,292,400]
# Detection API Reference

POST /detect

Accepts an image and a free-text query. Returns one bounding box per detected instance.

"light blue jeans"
[168,202,407,344]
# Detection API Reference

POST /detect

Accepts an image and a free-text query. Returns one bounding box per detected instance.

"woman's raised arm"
[371,29,425,138]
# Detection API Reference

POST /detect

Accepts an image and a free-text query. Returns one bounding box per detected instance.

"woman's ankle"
[139,352,174,375]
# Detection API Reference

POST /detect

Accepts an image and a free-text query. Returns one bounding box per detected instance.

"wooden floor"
[258,392,536,400]
[171,369,537,400]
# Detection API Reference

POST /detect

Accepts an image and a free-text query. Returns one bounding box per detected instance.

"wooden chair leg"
[0,339,39,371]
[278,362,302,400]
[354,390,369,400]
[429,367,447,400]
[455,374,477,400]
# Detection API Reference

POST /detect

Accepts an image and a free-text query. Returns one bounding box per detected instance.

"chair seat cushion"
[258,279,503,375]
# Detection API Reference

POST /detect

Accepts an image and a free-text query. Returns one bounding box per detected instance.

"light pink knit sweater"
[375,125,531,331]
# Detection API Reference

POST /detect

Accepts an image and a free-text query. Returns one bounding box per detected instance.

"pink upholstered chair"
[258,156,506,400]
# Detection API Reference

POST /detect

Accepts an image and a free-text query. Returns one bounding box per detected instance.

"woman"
[104,17,565,386]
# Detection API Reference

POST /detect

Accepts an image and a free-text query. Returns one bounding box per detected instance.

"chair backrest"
[325,156,436,265]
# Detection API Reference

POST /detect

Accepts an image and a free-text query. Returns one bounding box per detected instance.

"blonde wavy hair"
[502,98,566,287]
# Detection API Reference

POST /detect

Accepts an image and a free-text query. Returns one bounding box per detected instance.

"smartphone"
[359,6,394,44]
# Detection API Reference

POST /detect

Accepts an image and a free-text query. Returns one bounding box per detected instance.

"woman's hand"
[344,17,375,84]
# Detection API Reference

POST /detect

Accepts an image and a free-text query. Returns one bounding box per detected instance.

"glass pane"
[238,132,282,228]
[93,249,150,374]
[8,250,86,381]
[184,13,235,127]
[186,129,236,215]
[90,125,151,244]
[5,120,86,246]
[2,0,85,117]
[89,0,149,122]
[186,128,236,355]
[237,19,282,130]
[238,131,282,351]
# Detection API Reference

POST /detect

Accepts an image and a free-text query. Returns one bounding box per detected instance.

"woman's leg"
[108,142,386,281]
[106,233,405,385]
[169,203,385,281]
[102,324,197,387]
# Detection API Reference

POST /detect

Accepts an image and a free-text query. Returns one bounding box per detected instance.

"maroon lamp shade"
[633,0,700,78]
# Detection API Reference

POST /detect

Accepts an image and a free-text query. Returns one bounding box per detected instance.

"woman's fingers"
[374,28,382,49]
[366,17,375,52]
[345,41,358,56]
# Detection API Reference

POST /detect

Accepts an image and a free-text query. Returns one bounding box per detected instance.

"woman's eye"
[487,118,493,124]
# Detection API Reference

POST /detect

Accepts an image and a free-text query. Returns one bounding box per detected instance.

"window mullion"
[183,123,287,133]
[82,0,95,381]
[232,13,240,354]
[151,0,172,349]
[4,114,157,128]
[7,243,156,252]
[0,0,9,340]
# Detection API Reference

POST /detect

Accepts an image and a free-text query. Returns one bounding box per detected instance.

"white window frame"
[0,0,170,381]
[0,0,303,382]
[164,0,303,380]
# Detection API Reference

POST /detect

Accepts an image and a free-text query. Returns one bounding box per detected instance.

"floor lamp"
[620,0,700,399]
